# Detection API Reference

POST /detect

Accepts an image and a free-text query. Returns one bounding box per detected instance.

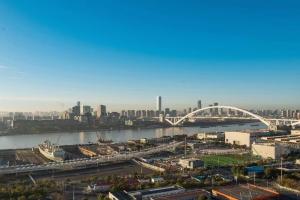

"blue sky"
[0,0,300,111]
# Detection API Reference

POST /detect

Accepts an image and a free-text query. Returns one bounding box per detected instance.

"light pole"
[280,157,283,185]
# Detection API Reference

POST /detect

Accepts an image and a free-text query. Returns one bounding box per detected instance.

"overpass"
[0,141,183,175]
[161,105,300,130]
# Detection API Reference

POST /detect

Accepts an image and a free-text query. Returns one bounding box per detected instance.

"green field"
[200,154,259,167]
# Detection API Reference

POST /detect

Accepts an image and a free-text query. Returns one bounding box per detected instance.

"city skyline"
[1,1,300,111]
[1,97,300,114]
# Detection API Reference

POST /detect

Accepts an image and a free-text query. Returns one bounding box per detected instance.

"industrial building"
[128,185,185,200]
[109,187,210,200]
[179,158,204,169]
[152,189,210,200]
[109,191,132,200]
[252,142,290,160]
[212,184,280,200]
[261,134,300,144]
[140,136,172,144]
[78,144,117,157]
[225,131,270,147]
[197,132,224,140]
[186,142,202,150]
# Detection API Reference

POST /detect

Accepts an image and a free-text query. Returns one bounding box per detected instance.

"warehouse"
[212,184,280,200]
[252,142,290,160]
[225,130,270,147]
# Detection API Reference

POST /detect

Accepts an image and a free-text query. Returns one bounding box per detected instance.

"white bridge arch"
[163,105,300,129]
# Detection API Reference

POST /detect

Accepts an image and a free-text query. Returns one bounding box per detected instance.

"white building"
[291,130,300,135]
[225,131,268,147]
[179,158,204,169]
[252,142,290,160]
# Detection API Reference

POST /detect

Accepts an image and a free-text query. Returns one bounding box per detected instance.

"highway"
[0,141,183,175]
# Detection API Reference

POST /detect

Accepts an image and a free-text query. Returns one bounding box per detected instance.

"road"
[0,141,183,175]
[32,161,154,181]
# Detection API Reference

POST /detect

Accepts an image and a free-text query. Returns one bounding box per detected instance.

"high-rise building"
[197,100,202,109]
[96,105,107,118]
[165,108,170,115]
[142,110,147,118]
[81,105,92,115]
[72,102,81,116]
[121,110,126,117]
[214,102,219,116]
[156,96,162,112]
[209,104,213,116]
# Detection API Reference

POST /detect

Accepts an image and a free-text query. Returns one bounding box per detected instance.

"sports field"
[200,154,259,167]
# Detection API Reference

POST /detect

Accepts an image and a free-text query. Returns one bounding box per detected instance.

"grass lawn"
[200,154,259,167]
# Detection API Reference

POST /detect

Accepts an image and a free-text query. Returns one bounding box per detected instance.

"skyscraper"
[156,96,162,112]
[197,100,202,109]
[96,105,107,118]
[214,102,219,116]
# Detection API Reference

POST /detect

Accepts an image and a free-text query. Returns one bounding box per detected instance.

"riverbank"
[0,119,259,136]
[0,122,266,150]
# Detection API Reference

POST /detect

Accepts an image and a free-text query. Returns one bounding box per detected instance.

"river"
[0,122,266,150]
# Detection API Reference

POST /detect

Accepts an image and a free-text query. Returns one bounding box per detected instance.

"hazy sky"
[0,0,300,112]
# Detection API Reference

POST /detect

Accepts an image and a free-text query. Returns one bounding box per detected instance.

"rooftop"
[109,191,131,200]
[261,134,300,144]
[152,189,209,200]
[129,185,183,197]
[212,184,279,200]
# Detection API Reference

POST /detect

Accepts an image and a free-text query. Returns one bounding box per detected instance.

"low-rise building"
[245,166,264,177]
[128,185,185,200]
[291,130,300,135]
[187,142,202,150]
[252,142,290,160]
[109,191,131,200]
[152,189,210,200]
[179,158,204,169]
[151,177,165,183]
[197,132,224,140]
[261,134,300,145]
[225,130,269,147]
[140,136,172,144]
[138,178,151,184]
[212,184,280,200]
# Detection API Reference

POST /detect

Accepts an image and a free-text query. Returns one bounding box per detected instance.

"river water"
[0,122,266,150]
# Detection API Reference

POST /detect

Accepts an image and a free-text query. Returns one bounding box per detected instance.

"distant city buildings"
[96,105,107,118]
[1,97,300,130]
[197,100,202,109]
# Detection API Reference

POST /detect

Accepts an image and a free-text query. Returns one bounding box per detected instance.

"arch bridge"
[162,105,300,130]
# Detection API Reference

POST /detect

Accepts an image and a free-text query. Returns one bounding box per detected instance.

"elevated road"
[0,141,183,175]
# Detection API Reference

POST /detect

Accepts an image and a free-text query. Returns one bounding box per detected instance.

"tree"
[197,194,208,200]
[264,167,278,179]
[17,196,27,200]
